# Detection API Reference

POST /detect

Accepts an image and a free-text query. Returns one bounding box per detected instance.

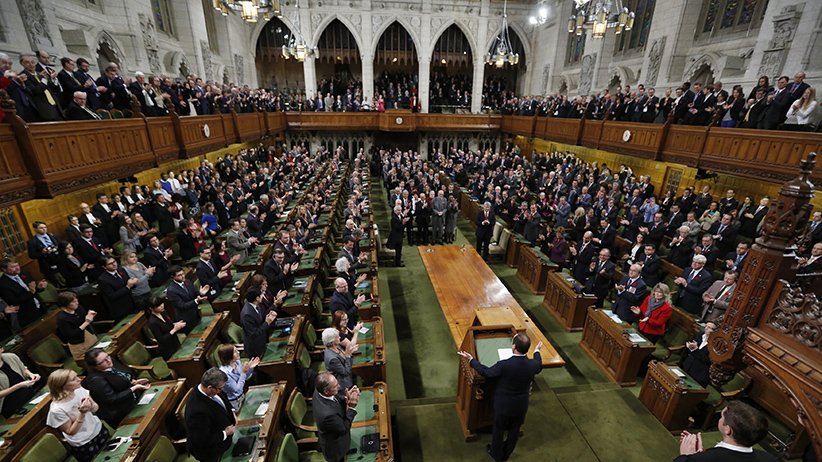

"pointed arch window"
[614,0,655,54]
[566,34,585,65]
[697,0,768,39]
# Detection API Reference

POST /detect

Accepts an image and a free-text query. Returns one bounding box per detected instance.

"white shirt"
[47,387,103,447]
[715,441,753,453]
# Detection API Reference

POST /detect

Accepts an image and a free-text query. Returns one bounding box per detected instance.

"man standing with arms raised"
[458,333,543,462]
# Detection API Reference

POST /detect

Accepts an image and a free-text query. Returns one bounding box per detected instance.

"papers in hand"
[358,326,370,334]
[255,402,269,416]
[138,392,156,405]
[96,340,112,349]
[29,393,48,405]
[628,333,646,343]
[497,348,514,361]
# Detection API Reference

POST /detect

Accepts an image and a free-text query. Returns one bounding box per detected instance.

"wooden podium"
[639,361,708,432]
[456,325,520,441]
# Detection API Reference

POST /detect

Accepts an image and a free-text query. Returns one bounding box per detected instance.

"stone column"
[362,53,375,103]
[418,58,431,113]
[471,60,486,113]
[303,57,317,99]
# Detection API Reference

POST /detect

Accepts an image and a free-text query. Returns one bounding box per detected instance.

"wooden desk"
[353,275,381,321]
[254,315,304,392]
[295,245,326,277]
[280,275,317,318]
[1,309,59,358]
[418,245,564,368]
[236,243,273,273]
[351,317,386,386]
[516,247,557,294]
[638,361,708,432]
[505,234,528,268]
[542,271,597,331]
[579,308,656,386]
[0,388,50,462]
[166,312,230,387]
[472,306,555,365]
[212,271,254,325]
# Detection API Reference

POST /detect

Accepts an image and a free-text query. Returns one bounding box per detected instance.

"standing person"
[46,369,109,462]
[445,194,460,243]
[388,205,407,267]
[676,401,777,462]
[431,190,447,245]
[145,296,185,360]
[312,371,360,462]
[458,333,543,462]
[240,289,277,358]
[476,202,495,261]
[184,368,237,462]
[55,292,98,362]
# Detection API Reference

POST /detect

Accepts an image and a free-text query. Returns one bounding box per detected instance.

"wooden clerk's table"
[418,245,563,369]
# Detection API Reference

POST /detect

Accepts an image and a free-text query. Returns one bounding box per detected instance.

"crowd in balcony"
[429,72,471,112]
[489,71,820,131]
[374,71,420,112]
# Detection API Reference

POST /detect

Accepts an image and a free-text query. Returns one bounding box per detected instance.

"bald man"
[329,277,365,329]
[64,91,102,121]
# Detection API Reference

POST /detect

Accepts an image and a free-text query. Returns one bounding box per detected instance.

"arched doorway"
[429,24,473,114]
[315,19,362,111]
[691,63,715,86]
[483,26,526,109]
[96,36,122,73]
[255,17,306,101]
[374,22,419,110]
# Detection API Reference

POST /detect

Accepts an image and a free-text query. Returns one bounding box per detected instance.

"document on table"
[96,340,112,349]
[498,348,514,361]
[628,333,647,343]
[138,393,156,405]
[255,402,269,416]
[29,393,48,405]
[670,367,686,377]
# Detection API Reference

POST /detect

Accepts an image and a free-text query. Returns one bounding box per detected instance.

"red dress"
[636,296,672,337]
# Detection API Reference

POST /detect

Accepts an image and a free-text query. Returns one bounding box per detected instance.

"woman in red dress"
[630,282,673,344]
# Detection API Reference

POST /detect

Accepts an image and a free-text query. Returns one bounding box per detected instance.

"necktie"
[113,271,121,280]
[110,368,132,382]
[718,224,725,234]
[11,275,27,290]
[689,269,697,281]
[212,395,227,411]
[32,73,57,105]
[84,106,101,119]
[69,255,81,267]
[89,239,99,251]
[716,285,729,300]
[207,261,214,272]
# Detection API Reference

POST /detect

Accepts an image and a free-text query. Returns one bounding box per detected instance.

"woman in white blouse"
[46,369,109,462]
[785,87,821,128]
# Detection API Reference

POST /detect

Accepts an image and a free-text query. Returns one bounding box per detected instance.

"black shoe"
[486,444,504,462]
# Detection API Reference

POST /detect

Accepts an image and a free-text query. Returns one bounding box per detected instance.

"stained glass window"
[566,33,586,64]
[739,0,758,24]
[703,0,719,33]
[151,0,174,35]
[699,0,765,38]
[615,0,655,53]
[721,0,739,28]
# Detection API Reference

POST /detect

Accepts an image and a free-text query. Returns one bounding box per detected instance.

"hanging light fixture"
[280,0,318,62]
[214,0,281,24]
[567,0,634,38]
[484,0,519,69]
[528,0,550,26]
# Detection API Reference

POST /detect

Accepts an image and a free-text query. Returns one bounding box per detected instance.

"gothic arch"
[684,53,721,83]
[95,31,127,72]
[310,14,365,56]
[371,18,423,62]
[483,20,530,68]
[608,65,634,88]
[429,19,478,64]
[164,51,189,77]
[249,15,300,55]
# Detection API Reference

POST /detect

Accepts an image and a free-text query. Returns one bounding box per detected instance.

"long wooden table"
[418,245,564,368]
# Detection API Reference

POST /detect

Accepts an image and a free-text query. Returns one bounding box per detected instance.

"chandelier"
[484,0,519,69]
[567,0,635,39]
[213,0,281,23]
[528,0,550,26]
[280,0,318,62]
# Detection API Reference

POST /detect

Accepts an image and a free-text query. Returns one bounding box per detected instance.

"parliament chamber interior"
[0,0,820,461]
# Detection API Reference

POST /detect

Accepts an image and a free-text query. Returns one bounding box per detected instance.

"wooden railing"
[1,110,819,207]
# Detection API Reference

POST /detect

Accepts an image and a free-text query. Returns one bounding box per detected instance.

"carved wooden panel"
[660,126,707,167]
[235,112,264,142]
[580,119,602,148]
[285,113,380,131]
[265,112,287,134]
[542,118,581,145]
[416,114,501,132]
[222,113,239,144]
[501,116,535,137]
[379,110,416,132]
[598,121,663,159]
[701,129,822,183]
[178,115,228,157]
[146,117,179,164]
[0,125,35,206]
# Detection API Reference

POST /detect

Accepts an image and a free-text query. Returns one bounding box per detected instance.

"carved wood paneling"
[222,114,239,144]
[0,124,35,206]
[286,113,381,131]
[178,115,228,158]
[146,117,179,164]
[266,112,287,133]
[598,121,663,159]
[660,125,707,167]
[416,114,501,132]
[542,118,580,145]
[580,119,602,148]
[235,113,264,142]
[501,116,535,137]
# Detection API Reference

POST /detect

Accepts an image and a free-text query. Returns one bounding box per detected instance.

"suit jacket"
[143,246,171,287]
[57,69,84,108]
[740,205,768,237]
[469,353,542,417]
[84,361,137,427]
[312,390,357,462]
[0,273,45,327]
[585,260,616,298]
[640,253,662,287]
[27,233,61,276]
[475,210,495,240]
[572,241,598,283]
[672,447,778,462]
[667,238,694,268]
[147,313,182,360]
[797,255,822,274]
[96,75,131,110]
[226,230,251,260]
[63,101,101,121]
[166,280,201,333]
[240,302,273,358]
[612,277,648,323]
[245,214,264,239]
[387,212,405,249]
[709,222,737,253]
[97,269,136,321]
[196,259,222,296]
[323,347,354,391]
[677,268,713,314]
[329,290,357,326]
[680,332,711,387]
[263,258,293,293]
[21,69,61,121]
[185,387,236,462]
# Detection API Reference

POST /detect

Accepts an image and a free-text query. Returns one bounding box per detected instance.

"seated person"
[612,264,648,323]
[680,321,717,387]
[676,401,778,461]
[56,291,99,361]
[0,346,41,418]
[797,242,822,274]
[46,369,109,462]
[330,277,366,329]
[629,283,674,344]
[83,348,150,427]
[216,343,259,410]
[332,310,363,350]
[321,327,355,391]
[146,296,186,360]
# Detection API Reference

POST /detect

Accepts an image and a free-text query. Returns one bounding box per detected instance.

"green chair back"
[302,319,317,348]
[287,388,308,428]
[209,346,221,368]
[722,372,749,392]
[275,433,299,462]
[28,335,80,375]
[121,341,152,366]
[144,435,177,462]
[223,322,244,344]
[298,345,311,369]
[19,432,70,462]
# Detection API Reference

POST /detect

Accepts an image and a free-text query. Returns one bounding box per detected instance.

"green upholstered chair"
[110,109,124,119]
[27,335,83,376]
[651,325,692,365]
[700,372,752,429]
[95,109,111,119]
[285,388,318,442]
[222,321,244,345]
[119,341,175,380]
[274,433,325,462]
[19,432,78,462]
[143,435,197,462]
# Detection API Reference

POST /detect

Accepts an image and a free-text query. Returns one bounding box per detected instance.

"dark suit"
[476,209,495,260]
[27,233,61,281]
[143,246,170,287]
[312,390,357,462]
[195,259,222,300]
[584,260,616,307]
[740,205,768,238]
[57,69,84,108]
[97,269,136,322]
[680,332,711,387]
[572,241,597,283]
[147,313,182,360]
[185,387,236,462]
[96,75,131,110]
[612,276,648,323]
[262,259,292,293]
[709,222,737,254]
[84,361,137,427]
[639,253,662,287]
[73,237,107,281]
[672,447,778,461]
[240,302,272,358]
[166,280,201,334]
[21,69,62,121]
[0,273,46,327]
[329,291,358,328]
[677,268,713,315]
[469,352,542,461]
[63,102,101,121]
[388,212,405,266]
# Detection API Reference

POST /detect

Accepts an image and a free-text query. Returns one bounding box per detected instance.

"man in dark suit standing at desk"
[240,289,277,358]
[185,368,237,462]
[166,266,209,334]
[476,202,495,261]
[676,401,777,462]
[313,371,360,462]
[458,333,543,462]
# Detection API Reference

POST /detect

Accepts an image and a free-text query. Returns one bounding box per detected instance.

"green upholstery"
[302,320,318,349]
[208,346,221,368]
[651,327,691,364]
[223,322,244,344]
[275,433,325,462]
[144,435,197,462]
[199,302,214,317]
[701,372,751,429]
[287,389,317,440]
[113,241,124,256]
[28,335,82,376]
[19,432,76,462]
[37,284,60,307]
[120,341,174,380]
[95,109,111,119]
